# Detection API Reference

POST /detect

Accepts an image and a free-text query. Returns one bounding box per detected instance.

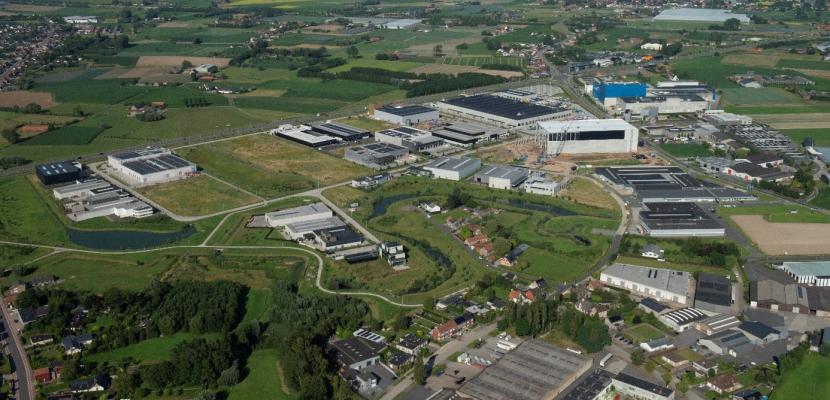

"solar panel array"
[122,154,193,176]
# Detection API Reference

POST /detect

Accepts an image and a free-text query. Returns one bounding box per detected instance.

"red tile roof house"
[464,234,489,248]
[508,289,537,304]
[707,373,742,394]
[34,367,52,384]
[431,320,458,342]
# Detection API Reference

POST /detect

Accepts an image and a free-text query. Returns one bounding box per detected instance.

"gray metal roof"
[604,263,691,296]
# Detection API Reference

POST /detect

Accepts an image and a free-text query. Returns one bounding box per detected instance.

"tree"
[181,60,193,69]
[217,361,241,386]
[631,349,645,365]
[195,389,216,400]
[72,105,85,117]
[723,18,741,30]
[346,46,359,59]
[22,103,42,114]
[433,45,443,57]
[413,353,427,384]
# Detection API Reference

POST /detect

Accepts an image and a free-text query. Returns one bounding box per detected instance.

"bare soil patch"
[0,91,55,108]
[136,56,230,67]
[731,214,830,255]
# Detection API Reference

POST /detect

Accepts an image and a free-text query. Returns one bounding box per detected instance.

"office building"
[373,105,438,126]
[423,156,481,181]
[375,126,444,152]
[344,142,410,169]
[523,176,562,196]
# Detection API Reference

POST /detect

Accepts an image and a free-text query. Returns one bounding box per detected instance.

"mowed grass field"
[772,353,830,400]
[626,323,665,344]
[87,332,221,364]
[178,134,370,198]
[137,175,261,216]
[720,87,803,107]
[227,349,294,400]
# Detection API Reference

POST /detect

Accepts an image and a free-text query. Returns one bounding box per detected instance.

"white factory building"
[779,261,830,286]
[373,105,439,126]
[265,202,333,227]
[540,119,639,155]
[473,165,529,189]
[600,263,691,306]
[523,176,562,196]
[435,94,571,129]
[616,95,709,116]
[52,179,153,221]
[107,148,197,186]
[423,156,482,181]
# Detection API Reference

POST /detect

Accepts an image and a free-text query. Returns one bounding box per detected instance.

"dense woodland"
[497,299,611,353]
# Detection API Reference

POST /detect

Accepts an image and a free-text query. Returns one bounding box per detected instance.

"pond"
[505,199,576,216]
[371,193,417,218]
[67,225,197,250]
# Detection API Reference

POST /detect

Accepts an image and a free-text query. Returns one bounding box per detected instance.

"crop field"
[0,177,68,245]
[262,78,397,102]
[731,215,830,255]
[441,56,526,67]
[0,91,56,108]
[135,55,231,67]
[778,59,830,71]
[722,53,780,67]
[327,58,425,73]
[179,134,370,198]
[233,96,339,114]
[119,42,240,57]
[35,79,149,104]
[21,125,106,146]
[410,63,524,78]
[720,87,803,107]
[138,175,261,217]
[782,128,830,146]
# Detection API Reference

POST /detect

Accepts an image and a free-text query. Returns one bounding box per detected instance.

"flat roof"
[266,202,331,222]
[696,273,732,307]
[424,156,480,172]
[614,373,673,398]
[111,147,169,162]
[603,263,690,297]
[559,370,613,400]
[277,128,337,145]
[459,339,589,400]
[476,165,529,182]
[640,202,723,231]
[329,336,385,366]
[311,121,369,138]
[122,154,193,176]
[376,104,436,117]
[781,261,830,277]
[540,118,635,133]
[653,8,750,22]
[441,94,563,121]
[36,161,80,176]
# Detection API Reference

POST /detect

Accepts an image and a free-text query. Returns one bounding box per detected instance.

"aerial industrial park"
[2,1,830,400]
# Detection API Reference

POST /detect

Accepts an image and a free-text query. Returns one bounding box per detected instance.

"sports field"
[178,134,370,198]
[137,175,261,216]
[730,215,830,255]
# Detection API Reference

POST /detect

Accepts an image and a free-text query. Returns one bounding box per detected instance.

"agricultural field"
[0,91,56,108]
[441,56,526,67]
[717,203,830,223]
[720,88,803,108]
[178,134,370,199]
[758,114,830,130]
[782,128,830,146]
[137,175,261,217]
[730,215,830,255]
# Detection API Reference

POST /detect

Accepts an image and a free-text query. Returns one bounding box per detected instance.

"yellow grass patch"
[731,214,830,255]
[0,91,56,108]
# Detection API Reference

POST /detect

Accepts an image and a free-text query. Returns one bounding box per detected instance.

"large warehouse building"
[107,148,197,186]
[423,156,481,181]
[344,142,410,169]
[539,119,639,155]
[36,161,84,186]
[591,82,647,107]
[373,104,439,126]
[436,94,571,128]
[374,126,444,153]
[639,202,725,237]
[601,263,692,306]
[473,165,529,190]
[430,122,508,148]
[779,261,830,287]
[458,339,591,400]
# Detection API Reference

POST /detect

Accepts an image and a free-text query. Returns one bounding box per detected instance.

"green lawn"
[0,176,69,245]
[137,175,261,217]
[772,353,830,400]
[241,289,273,324]
[720,87,802,106]
[810,188,830,210]
[327,58,424,73]
[227,349,294,400]
[660,143,712,158]
[782,128,830,147]
[87,332,220,364]
[626,323,665,344]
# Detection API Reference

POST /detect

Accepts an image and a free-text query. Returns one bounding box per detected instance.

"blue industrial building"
[592,82,647,103]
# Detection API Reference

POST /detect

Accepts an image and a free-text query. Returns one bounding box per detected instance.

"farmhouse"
[639,202,725,237]
[436,94,571,128]
[430,122,509,148]
[540,119,639,155]
[473,165,529,189]
[694,273,733,315]
[373,104,438,126]
[272,124,338,148]
[458,339,591,400]
[193,64,218,74]
[107,147,197,186]
[423,156,482,181]
[375,126,444,152]
[345,142,410,169]
[600,263,691,305]
[36,161,84,186]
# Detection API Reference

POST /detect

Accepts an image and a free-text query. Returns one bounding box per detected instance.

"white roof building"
[779,261,830,287]
[264,203,333,227]
[540,119,638,155]
[423,156,482,181]
[600,263,691,306]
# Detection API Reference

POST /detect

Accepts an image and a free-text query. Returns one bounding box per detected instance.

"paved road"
[1,299,33,400]
[380,322,498,400]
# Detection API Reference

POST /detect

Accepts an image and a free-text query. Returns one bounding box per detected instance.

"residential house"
[707,373,742,394]
[395,334,427,356]
[731,389,763,400]
[386,352,413,371]
[435,294,463,310]
[641,244,665,259]
[62,334,93,355]
[640,337,674,353]
[487,298,506,311]
[70,373,111,393]
[508,288,538,304]
[692,359,719,377]
[497,244,529,267]
[661,351,689,368]
[34,367,52,384]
